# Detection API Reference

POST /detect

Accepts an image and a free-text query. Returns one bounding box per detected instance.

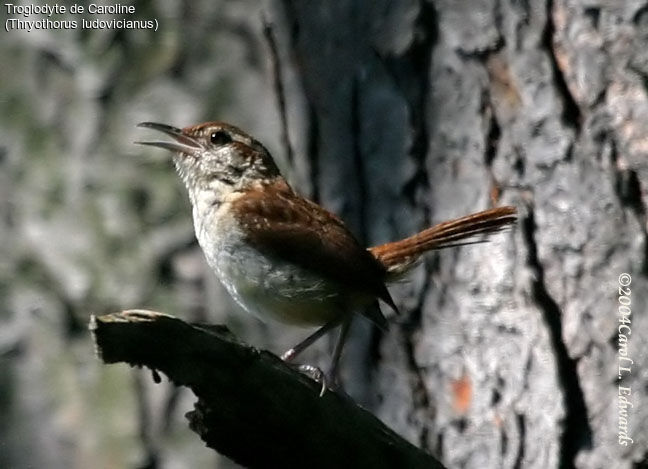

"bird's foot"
[282,346,342,396]
[296,363,329,396]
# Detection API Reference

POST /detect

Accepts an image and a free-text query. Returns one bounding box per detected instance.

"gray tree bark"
[268,1,648,469]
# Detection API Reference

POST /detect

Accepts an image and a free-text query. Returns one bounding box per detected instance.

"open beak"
[135,122,203,154]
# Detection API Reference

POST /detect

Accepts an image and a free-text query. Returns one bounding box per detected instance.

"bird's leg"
[281,316,346,396]
[327,317,351,388]
[281,316,344,362]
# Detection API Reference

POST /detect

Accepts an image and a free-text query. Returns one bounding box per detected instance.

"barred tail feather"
[369,206,517,277]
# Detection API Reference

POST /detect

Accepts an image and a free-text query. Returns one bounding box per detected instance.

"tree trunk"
[269,1,648,468]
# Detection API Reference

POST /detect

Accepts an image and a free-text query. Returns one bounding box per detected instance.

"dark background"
[1,1,647,468]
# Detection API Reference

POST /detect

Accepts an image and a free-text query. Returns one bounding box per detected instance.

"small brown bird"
[136,121,516,387]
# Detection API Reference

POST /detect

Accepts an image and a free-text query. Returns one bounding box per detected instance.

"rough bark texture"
[1,0,647,468]
[271,1,648,468]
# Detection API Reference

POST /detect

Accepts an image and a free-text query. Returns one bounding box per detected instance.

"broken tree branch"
[89,310,445,469]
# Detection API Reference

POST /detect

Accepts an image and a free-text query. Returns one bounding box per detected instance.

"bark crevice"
[520,202,592,469]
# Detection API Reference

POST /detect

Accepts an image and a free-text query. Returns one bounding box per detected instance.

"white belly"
[196,214,344,327]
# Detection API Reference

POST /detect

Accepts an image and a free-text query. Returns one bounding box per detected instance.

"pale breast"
[194,203,345,327]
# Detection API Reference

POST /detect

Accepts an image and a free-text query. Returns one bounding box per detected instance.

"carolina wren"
[136,121,517,385]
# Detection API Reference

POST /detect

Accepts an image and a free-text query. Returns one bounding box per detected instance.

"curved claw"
[289,363,328,396]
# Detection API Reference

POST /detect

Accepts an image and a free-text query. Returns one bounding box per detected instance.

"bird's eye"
[210,130,232,146]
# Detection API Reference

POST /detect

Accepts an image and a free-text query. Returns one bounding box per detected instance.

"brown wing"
[230,181,396,327]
